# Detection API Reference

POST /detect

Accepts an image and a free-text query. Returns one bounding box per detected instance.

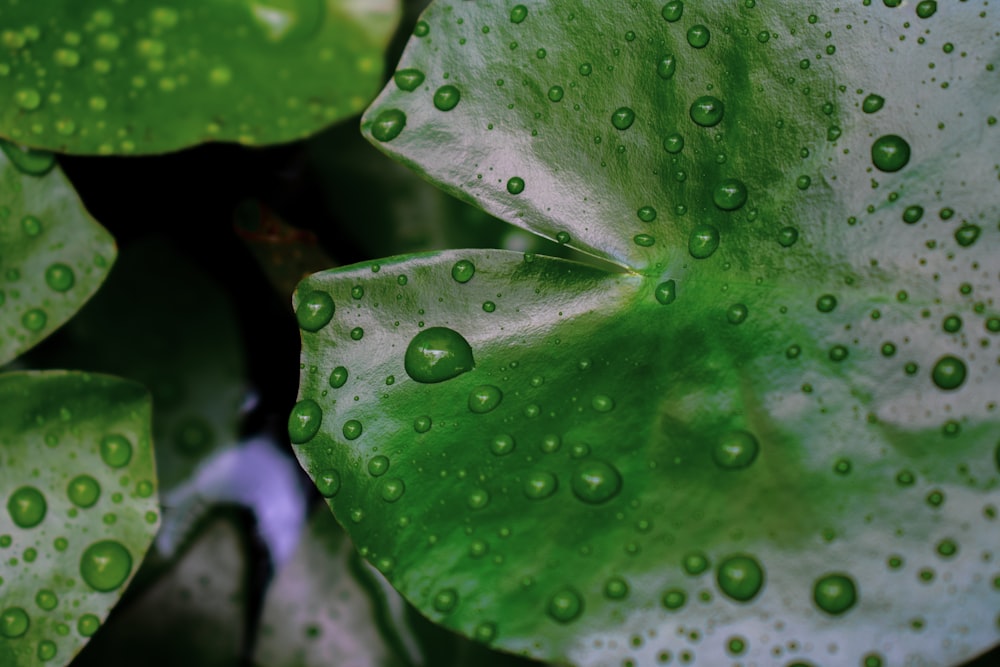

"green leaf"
[0,0,400,155]
[293,1,1000,665]
[0,371,159,667]
[0,143,116,366]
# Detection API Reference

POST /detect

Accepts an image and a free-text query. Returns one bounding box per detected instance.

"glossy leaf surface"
[0,371,158,667]
[0,144,115,365]
[296,1,1000,666]
[0,0,400,155]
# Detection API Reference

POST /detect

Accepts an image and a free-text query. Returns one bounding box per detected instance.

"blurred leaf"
[0,141,115,365]
[0,371,158,667]
[0,0,400,155]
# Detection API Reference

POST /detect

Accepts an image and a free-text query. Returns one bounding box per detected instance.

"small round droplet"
[604,576,629,599]
[686,25,710,48]
[690,96,724,127]
[0,607,30,638]
[871,134,911,172]
[591,394,614,412]
[507,176,525,194]
[954,224,981,247]
[571,460,622,504]
[404,327,474,384]
[35,589,57,611]
[490,434,516,456]
[777,226,799,247]
[329,366,348,388]
[862,94,885,114]
[433,85,461,111]
[656,55,676,79]
[611,107,636,130]
[100,434,132,468]
[315,470,341,497]
[726,303,748,325]
[813,573,857,615]
[473,622,496,643]
[296,291,335,332]
[682,552,709,575]
[394,68,425,91]
[510,4,528,23]
[902,205,924,224]
[816,294,837,313]
[380,478,405,502]
[661,1,684,22]
[661,589,686,610]
[931,355,966,390]
[547,85,564,102]
[67,475,101,508]
[451,259,475,283]
[712,431,759,470]
[717,554,765,602]
[370,109,406,142]
[633,233,655,247]
[288,399,323,444]
[342,419,363,440]
[414,416,432,433]
[547,587,583,623]
[663,133,684,153]
[688,224,720,259]
[916,0,937,18]
[77,613,100,637]
[433,588,459,612]
[14,88,41,111]
[368,455,390,477]
[21,309,47,331]
[466,488,490,509]
[637,206,657,222]
[7,486,47,528]
[523,471,558,500]
[655,280,677,305]
[468,385,503,413]
[712,179,747,211]
[80,540,132,592]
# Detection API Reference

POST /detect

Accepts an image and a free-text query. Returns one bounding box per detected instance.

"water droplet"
[611,107,636,130]
[571,460,622,504]
[717,554,765,601]
[80,540,132,592]
[936,538,958,557]
[44,263,75,292]
[366,455,389,477]
[0,607,29,638]
[433,85,461,111]
[661,1,684,22]
[315,470,341,497]
[690,96,724,127]
[371,109,406,142]
[603,576,629,600]
[54,47,80,67]
[547,587,583,623]
[0,140,55,176]
[712,178,747,210]
[655,280,677,305]
[288,399,322,444]
[98,434,132,468]
[591,394,614,412]
[688,224,720,258]
[954,224,981,247]
[14,88,41,111]
[712,431,759,470]
[473,621,496,643]
[813,573,857,615]
[862,94,885,113]
[796,175,811,190]
[414,416,432,433]
[466,488,490,509]
[816,294,837,313]
[931,355,966,390]
[67,475,100,508]
[540,433,561,453]
[21,308,47,331]
[349,327,364,340]
[827,125,842,141]
[916,0,937,18]
[394,68,425,91]
[902,205,924,224]
[510,4,528,23]
[507,176,525,194]
[656,55,676,79]
[555,231,571,244]
[487,434,514,456]
[579,62,593,76]
[7,486,47,528]
[433,588,459,612]
[523,471,558,499]
[404,327,474,384]
[686,25,710,48]
[942,315,962,333]
[633,234,655,247]
[351,285,364,300]
[637,206,657,222]
[342,419,363,440]
[776,226,799,247]
[547,85,564,102]
[296,290,335,332]
[663,133,684,153]
[682,552,709,575]
[34,589,57,611]
[661,589,686,610]
[451,259,475,283]
[871,134,911,172]
[468,385,503,413]
[380,478,405,502]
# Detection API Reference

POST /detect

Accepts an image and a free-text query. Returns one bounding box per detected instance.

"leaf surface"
[296,2,1000,666]
[0,0,400,155]
[0,143,115,365]
[0,371,158,667]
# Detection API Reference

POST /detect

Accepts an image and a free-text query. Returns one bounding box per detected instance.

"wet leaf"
[0,0,400,155]
[0,142,116,366]
[295,2,1000,665]
[0,371,158,667]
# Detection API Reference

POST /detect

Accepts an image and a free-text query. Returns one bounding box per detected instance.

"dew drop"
[717,555,765,601]
[67,475,101,508]
[661,1,684,22]
[916,0,937,18]
[510,4,528,23]
[7,486,47,528]
[288,399,323,444]
[328,366,348,388]
[79,540,132,592]
[813,573,857,615]
[661,589,686,610]
[380,478,405,502]
[100,434,132,468]
[655,280,677,305]
[370,109,406,142]
[931,355,966,390]
[954,224,981,247]
[690,96,724,127]
[451,259,475,283]
[604,576,629,599]
[688,224,720,258]
[633,233,655,247]
[506,176,525,194]
[902,205,924,224]
[777,226,799,247]
[682,552,710,575]
[14,88,41,111]
[523,471,558,500]
[712,430,759,470]
[871,134,911,172]
[0,607,29,638]
[816,294,837,313]
[44,263,75,292]
[862,94,885,114]
[342,419,363,440]
[414,416,432,433]
[637,206,657,222]
[547,85,564,102]
[468,385,503,413]
[663,133,684,153]
[547,587,583,623]
[611,107,636,130]
[686,25,710,48]
[296,290,335,332]
[394,68,425,91]
[315,470,341,497]
[490,434,516,456]
[591,394,614,412]
[466,488,490,509]
[571,459,622,504]
[726,303,748,324]
[0,140,55,176]
[713,178,747,211]
[656,55,676,79]
[404,327,474,384]
[21,308,47,331]
[433,85,461,111]
[35,589,57,611]
[367,455,390,477]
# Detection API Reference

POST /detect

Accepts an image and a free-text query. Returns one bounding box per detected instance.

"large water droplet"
[571,460,622,504]
[690,96,724,127]
[296,290,335,332]
[656,54,676,79]
[68,475,101,508]
[404,327,474,383]
[371,109,406,142]
[547,587,583,623]
[433,85,461,111]
[661,1,684,22]
[686,25,710,48]
[712,179,747,211]
[712,431,759,469]
[716,554,765,601]
[611,107,636,130]
[468,385,503,413]
[100,434,132,468]
[451,259,475,283]
[871,134,911,172]
[655,280,677,305]
[916,0,937,18]
[45,263,75,292]
[80,540,132,592]
[7,486,47,528]
[862,94,885,114]
[523,471,558,499]
[688,225,720,258]
[394,68,425,91]
[931,355,966,390]
[288,399,323,443]
[510,4,528,23]
[813,573,857,615]
[0,607,30,638]
[315,470,341,497]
